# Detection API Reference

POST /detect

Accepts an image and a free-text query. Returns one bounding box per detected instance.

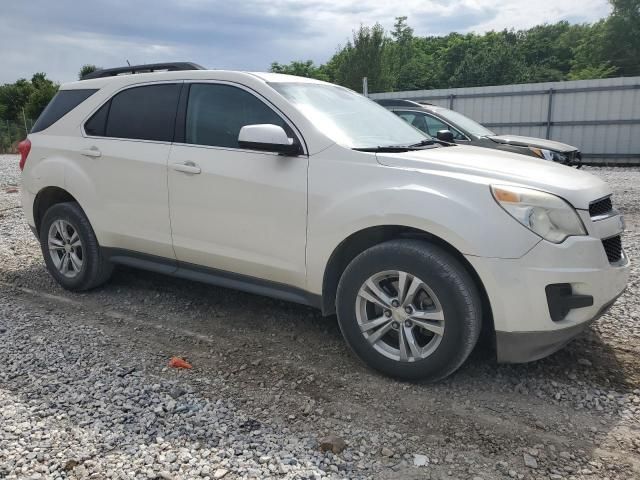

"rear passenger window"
[185,84,289,148]
[85,83,181,142]
[32,89,98,133]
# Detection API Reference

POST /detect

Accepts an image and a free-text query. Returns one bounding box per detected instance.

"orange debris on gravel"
[168,356,192,369]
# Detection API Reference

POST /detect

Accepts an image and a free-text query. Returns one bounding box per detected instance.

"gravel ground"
[1,154,639,479]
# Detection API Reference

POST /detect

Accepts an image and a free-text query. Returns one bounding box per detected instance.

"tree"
[0,73,58,125]
[0,79,34,122]
[569,20,618,79]
[333,23,393,93]
[450,31,527,87]
[517,22,580,81]
[24,73,58,120]
[78,64,99,80]
[389,17,415,78]
[269,9,639,92]
[269,60,329,81]
[603,0,640,76]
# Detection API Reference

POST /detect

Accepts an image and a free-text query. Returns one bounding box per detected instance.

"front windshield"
[270,82,430,149]
[433,107,495,137]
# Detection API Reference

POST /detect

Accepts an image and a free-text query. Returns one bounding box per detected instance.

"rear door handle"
[80,147,101,158]
[171,161,201,174]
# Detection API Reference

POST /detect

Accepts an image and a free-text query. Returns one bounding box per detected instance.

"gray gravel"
[1,155,639,479]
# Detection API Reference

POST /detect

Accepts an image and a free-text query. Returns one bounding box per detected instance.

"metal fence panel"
[370,76,640,165]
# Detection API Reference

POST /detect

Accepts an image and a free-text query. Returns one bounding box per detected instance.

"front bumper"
[466,233,630,363]
[495,293,620,363]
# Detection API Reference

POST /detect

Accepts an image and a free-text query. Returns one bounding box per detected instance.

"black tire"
[336,239,482,382]
[39,202,113,291]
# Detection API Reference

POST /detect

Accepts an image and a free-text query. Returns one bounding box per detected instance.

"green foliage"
[271,8,639,93]
[568,20,618,79]
[269,60,329,81]
[78,64,100,80]
[443,31,529,87]
[25,73,58,120]
[604,0,640,76]
[0,72,58,152]
[334,23,394,92]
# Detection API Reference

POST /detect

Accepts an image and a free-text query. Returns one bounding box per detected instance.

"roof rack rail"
[81,62,206,80]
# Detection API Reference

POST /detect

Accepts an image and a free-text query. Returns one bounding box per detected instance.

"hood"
[376,145,608,210]
[488,134,577,153]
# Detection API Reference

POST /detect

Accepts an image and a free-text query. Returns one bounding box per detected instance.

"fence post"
[545,88,554,139]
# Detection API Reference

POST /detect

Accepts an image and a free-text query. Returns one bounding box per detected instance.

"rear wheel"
[40,202,113,291]
[336,239,482,381]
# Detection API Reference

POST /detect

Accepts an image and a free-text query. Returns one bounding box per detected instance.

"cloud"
[0,0,611,84]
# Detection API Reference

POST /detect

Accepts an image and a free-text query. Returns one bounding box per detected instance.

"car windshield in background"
[270,82,430,149]
[433,107,495,137]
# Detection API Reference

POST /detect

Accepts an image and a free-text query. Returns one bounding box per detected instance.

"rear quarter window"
[85,83,181,142]
[31,89,98,133]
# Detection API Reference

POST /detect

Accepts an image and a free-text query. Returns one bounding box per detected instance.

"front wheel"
[336,239,482,382]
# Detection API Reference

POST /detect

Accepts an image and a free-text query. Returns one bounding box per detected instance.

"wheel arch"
[320,225,494,334]
[33,186,80,236]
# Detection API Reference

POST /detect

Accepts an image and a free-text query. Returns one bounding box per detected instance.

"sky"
[0,0,612,84]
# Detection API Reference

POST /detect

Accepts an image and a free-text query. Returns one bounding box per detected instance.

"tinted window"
[185,84,289,148]
[397,111,466,140]
[32,89,98,133]
[84,102,109,136]
[104,84,181,141]
[397,111,431,133]
[423,114,452,137]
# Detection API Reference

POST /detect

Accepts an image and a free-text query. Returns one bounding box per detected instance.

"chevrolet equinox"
[19,63,630,381]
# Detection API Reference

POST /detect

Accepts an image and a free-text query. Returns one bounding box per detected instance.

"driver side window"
[185,84,292,148]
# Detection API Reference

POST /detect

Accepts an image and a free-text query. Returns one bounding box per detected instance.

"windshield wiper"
[411,138,457,147]
[407,139,436,147]
[353,140,443,153]
[352,145,414,152]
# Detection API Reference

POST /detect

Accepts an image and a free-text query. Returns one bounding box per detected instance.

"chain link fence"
[0,119,33,154]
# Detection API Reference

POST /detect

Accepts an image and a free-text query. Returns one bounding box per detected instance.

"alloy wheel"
[355,270,445,362]
[47,220,84,278]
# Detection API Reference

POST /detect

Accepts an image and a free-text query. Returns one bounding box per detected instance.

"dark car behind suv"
[377,99,582,167]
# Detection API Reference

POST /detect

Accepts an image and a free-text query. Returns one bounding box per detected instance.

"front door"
[167,82,308,287]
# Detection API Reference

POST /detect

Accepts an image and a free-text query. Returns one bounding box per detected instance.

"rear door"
[81,82,182,258]
[167,82,308,287]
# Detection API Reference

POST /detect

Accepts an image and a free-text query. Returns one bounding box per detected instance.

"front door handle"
[80,147,101,158]
[171,161,201,175]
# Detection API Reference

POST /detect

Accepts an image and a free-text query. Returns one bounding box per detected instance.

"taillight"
[18,138,31,171]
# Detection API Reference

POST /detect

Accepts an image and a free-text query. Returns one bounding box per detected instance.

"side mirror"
[238,124,301,156]
[436,130,455,143]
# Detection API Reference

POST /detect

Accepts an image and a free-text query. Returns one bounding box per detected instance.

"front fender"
[305,148,540,294]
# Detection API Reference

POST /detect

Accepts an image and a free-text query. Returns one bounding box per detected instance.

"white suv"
[19,63,630,381]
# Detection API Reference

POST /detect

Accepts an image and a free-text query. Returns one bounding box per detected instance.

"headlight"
[491,185,586,243]
[528,147,568,164]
